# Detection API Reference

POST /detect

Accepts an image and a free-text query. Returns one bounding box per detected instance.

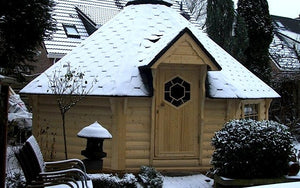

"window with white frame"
[63,24,80,38]
[243,104,259,120]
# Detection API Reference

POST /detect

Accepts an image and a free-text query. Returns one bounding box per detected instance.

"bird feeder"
[77,121,112,171]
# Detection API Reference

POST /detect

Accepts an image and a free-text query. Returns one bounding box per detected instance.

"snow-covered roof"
[45,0,123,58]
[269,15,300,72]
[21,2,279,99]
[269,34,300,71]
[76,5,120,28]
[45,0,196,58]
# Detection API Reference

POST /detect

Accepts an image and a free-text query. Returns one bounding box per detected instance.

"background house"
[29,0,196,76]
[21,0,279,172]
[269,15,300,123]
[269,15,300,72]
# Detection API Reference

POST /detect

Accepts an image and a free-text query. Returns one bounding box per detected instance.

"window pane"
[65,26,78,35]
[63,24,80,38]
[244,104,258,120]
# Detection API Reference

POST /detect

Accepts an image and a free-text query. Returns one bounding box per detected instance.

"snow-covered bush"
[90,173,137,188]
[6,146,26,188]
[6,172,25,188]
[211,119,294,179]
[138,166,163,188]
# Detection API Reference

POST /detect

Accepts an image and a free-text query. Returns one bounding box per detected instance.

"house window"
[63,24,80,38]
[164,76,190,107]
[243,104,259,120]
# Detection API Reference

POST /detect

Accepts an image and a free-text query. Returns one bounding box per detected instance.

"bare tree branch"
[47,62,95,159]
[184,0,207,28]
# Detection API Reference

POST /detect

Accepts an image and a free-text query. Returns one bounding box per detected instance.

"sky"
[233,0,300,19]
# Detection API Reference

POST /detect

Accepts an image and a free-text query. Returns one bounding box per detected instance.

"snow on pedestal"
[77,121,112,139]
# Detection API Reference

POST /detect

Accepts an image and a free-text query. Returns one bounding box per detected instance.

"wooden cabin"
[21,0,280,172]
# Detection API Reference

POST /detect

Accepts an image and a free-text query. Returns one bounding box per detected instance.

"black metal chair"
[26,136,86,173]
[14,136,91,187]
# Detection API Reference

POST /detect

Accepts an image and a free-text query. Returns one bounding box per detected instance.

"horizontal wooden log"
[127,98,151,107]
[126,132,150,141]
[202,133,216,142]
[164,55,203,64]
[201,158,212,166]
[126,124,150,133]
[173,46,198,56]
[68,106,112,115]
[126,108,151,116]
[202,149,214,159]
[152,159,200,167]
[126,150,150,159]
[202,124,224,134]
[125,159,150,168]
[126,115,151,124]
[202,141,214,150]
[76,98,111,107]
[126,141,150,150]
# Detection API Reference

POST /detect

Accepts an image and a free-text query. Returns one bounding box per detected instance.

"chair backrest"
[14,143,42,183]
[26,135,46,171]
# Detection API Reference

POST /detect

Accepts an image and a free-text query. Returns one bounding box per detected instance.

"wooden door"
[155,65,200,158]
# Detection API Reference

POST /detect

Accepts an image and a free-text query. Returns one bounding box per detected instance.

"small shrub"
[138,166,163,188]
[211,119,294,179]
[91,173,137,188]
[6,172,25,188]
[6,147,26,188]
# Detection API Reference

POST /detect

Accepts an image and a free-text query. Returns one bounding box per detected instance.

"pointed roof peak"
[126,0,172,7]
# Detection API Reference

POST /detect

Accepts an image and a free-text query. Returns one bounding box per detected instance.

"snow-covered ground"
[250,181,300,188]
[163,174,213,188]
[42,174,214,188]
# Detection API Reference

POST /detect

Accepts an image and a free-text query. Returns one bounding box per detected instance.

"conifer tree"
[206,0,234,52]
[0,0,56,80]
[231,13,249,64]
[237,0,273,83]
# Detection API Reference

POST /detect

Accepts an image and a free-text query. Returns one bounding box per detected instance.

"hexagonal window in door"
[164,76,190,107]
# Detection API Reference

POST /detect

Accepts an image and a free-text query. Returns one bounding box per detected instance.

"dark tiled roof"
[269,15,300,71]
[272,15,300,34]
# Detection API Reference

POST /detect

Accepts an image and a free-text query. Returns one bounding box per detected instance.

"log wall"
[32,95,113,168]
[30,95,271,171]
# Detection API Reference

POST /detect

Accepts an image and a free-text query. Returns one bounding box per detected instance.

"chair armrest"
[39,168,88,188]
[45,159,86,173]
